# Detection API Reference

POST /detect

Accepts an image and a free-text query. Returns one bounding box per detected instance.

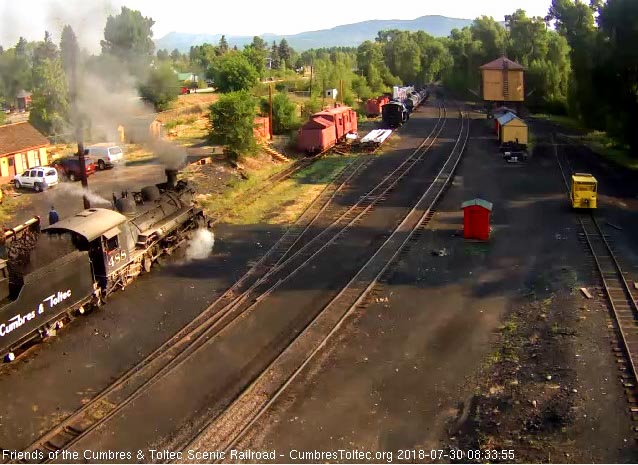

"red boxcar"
[298,105,358,154]
[296,117,334,154]
[365,96,390,117]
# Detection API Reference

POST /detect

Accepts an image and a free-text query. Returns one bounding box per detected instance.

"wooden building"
[480,57,525,103]
[497,112,528,146]
[254,117,271,142]
[0,122,50,183]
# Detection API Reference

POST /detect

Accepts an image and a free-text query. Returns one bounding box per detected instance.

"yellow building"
[0,122,50,183]
[480,56,525,102]
[497,112,528,145]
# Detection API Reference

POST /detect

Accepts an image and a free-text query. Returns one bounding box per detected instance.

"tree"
[139,62,180,111]
[15,37,27,57]
[209,90,257,158]
[243,36,269,77]
[190,43,217,71]
[548,0,599,124]
[170,48,182,61]
[218,35,229,55]
[251,36,267,52]
[34,32,58,66]
[29,57,69,135]
[278,39,292,69]
[157,49,169,61]
[595,0,638,152]
[270,41,280,70]
[243,47,266,77]
[0,43,33,103]
[267,92,299,134]
[101,6,155,78]
[471,17,508,61]
[60,25,79,74]
[211,52,259,92]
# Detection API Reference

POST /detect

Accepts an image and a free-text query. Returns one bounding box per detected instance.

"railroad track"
[178,106,470,460]
[553,135,638,412]
[10,151,364,464]
[15,103,447,462]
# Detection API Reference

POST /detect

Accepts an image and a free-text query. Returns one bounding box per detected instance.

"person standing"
[48,206,59,225]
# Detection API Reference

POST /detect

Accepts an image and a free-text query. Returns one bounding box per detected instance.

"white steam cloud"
[185,229,215,261]
[54,183,112,206]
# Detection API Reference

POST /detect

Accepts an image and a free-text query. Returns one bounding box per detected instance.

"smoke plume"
[45,0,117,52]
[54,183,112,206]
[184,229,215,261]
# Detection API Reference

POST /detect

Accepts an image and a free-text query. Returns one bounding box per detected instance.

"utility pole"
[69,37,90,210]
[268,84,274,140]
[309,60,313,98]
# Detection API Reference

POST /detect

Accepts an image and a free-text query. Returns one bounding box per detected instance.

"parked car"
[13,167,59,192]
[85,144,124,170]
[51,156,97,181]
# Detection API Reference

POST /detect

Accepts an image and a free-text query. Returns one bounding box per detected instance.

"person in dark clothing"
[48,206,59,225]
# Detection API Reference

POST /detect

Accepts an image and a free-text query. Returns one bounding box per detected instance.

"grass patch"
[123,144,156,164]
[201,155,357,225]
[173,118,209,144]
[0,189,29,225]
[533,113,637,170]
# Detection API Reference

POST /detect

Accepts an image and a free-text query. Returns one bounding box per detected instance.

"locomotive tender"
[0,169,210,362]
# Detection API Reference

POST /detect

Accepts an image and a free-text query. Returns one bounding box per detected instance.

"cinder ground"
[52,105,449,461]
[0,105,440,453]
[230,114,637,463]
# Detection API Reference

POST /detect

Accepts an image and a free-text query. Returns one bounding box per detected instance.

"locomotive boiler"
[0,169,210,362]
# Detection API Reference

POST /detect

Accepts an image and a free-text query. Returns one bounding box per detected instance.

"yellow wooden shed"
[480,56,525,102]
[497,112,528,145]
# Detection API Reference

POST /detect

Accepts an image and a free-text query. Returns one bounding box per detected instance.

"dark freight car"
[381,101,409,129]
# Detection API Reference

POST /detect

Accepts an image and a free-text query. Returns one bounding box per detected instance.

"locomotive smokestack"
[165,169,178,189]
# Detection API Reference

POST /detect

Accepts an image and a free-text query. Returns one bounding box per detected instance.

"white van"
[85,143,124,170]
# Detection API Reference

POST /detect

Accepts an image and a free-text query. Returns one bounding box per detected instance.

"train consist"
[0,169,210,362]
[297,105,358,154]
[381,88,429,129]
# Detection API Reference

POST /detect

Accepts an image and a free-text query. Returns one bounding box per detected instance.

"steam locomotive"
[0,169,210,362]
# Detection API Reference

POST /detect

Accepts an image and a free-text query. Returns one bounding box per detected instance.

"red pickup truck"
[51,156,97,181]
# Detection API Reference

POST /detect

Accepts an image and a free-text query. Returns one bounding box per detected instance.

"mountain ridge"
[155,15,474,52]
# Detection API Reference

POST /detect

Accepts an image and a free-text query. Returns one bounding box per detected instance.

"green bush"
[209,90,257,159]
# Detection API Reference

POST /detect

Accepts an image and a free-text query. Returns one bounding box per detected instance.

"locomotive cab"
[44,208,133,293]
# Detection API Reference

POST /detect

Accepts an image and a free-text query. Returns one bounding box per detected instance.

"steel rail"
[178,107,470,460]
[552,134,638,391]
[18,104,447,462]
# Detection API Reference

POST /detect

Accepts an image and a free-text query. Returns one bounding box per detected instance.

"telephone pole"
[268,84,274,140]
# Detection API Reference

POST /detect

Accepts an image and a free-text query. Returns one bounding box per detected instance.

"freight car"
[297,105,358,154]
[381,101,409,129]
[0,169,210,362]
[365,96,390,118]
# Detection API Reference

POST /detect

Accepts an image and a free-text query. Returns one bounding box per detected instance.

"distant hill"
[155,15,474,52]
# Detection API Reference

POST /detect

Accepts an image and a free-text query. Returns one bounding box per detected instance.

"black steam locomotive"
[0,170,210,362]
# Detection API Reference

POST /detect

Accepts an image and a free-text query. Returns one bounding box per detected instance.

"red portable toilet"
[461,199,493,240]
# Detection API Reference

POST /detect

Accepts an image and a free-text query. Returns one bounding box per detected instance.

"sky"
[1,0,554,51]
